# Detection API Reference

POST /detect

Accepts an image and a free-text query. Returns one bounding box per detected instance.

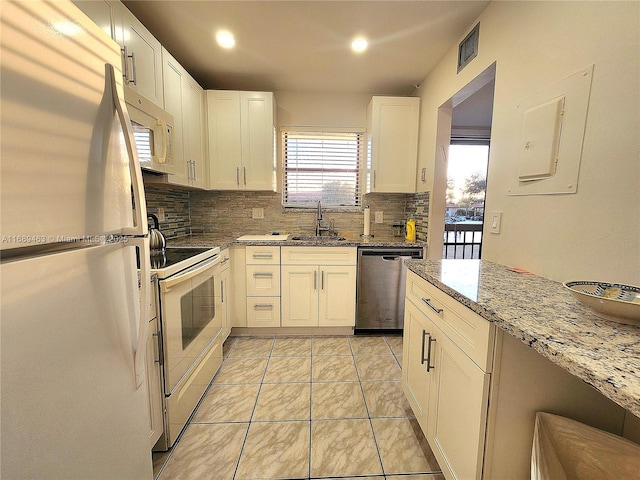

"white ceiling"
[122,1,491,96]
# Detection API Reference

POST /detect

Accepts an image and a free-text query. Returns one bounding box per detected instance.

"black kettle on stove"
[148,214,166,251]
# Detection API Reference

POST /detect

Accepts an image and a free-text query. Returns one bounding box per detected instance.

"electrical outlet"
[157,207,165,222]
[374,211,384,223]
[252,208,264,219]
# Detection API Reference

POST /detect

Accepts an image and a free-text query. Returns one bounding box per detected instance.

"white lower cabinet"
[230,246,247,327]
[403,270,629,480]
[318,266,356,327]
[402,299,432,433]
[281,247,356,327]
[403,271,492,480]
[245,246,281,327]
[427,322,490,480]
[246,298,281,327]
[219,249,231,340]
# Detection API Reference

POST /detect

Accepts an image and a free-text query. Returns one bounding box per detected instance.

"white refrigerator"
[1,2,153,478]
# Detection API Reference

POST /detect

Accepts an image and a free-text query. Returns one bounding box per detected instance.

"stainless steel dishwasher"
[356,246,424,332]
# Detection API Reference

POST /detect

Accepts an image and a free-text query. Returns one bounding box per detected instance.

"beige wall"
[417,1,640,283]
[274,92,370,128]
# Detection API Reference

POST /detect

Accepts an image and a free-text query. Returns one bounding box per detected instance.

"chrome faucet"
[315,200,333,236]
[315,201,323,236]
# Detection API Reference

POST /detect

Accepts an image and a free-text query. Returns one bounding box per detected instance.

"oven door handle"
[161,255,220,293]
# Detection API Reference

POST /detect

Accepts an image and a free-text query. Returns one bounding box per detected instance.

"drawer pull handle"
[252,254,273,259]
[253,272,274,277]
[253,304,274,310]
[421,297,443,314]
[426,335,436,372]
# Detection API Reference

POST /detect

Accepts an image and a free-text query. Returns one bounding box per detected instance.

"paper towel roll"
[363,206,370,236]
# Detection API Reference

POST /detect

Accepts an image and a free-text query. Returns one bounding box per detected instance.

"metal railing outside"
[442,223,483,259]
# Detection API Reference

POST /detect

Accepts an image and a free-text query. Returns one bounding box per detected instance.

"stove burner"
[149,247,212,270]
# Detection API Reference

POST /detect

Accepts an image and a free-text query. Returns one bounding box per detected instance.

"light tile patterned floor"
[153,335,444,480]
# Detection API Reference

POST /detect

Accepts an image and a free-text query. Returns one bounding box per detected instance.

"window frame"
[280,126,366,210]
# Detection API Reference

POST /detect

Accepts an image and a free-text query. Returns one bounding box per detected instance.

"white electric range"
[150,246,224,450]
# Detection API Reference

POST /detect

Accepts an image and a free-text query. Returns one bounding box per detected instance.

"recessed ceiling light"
[351,36,368,53]
[216,30,235,49]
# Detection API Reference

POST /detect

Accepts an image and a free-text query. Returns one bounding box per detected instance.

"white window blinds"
[282,129,364,207]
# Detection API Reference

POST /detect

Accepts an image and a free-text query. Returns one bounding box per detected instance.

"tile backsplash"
[144,186,430,242]
[144,186,191,239]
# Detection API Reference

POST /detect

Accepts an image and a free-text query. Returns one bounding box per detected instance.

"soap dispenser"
[406,218,416,242]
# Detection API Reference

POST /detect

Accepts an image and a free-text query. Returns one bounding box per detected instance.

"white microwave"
[124,86,176,174]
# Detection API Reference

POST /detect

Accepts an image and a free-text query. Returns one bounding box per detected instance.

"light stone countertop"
[405,259,640,417]
[167,233,425,250]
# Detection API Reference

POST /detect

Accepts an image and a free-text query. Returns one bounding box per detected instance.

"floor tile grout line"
[154,335,243,480]
[231,337,277,480]
[158,334,439,480]
[351,340,387,478]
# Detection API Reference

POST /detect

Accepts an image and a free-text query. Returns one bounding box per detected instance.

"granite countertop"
[405,259,640,417]
[167,233,425,250]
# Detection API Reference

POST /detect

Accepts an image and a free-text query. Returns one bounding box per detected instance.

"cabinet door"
[281,266,318,327]
[240,92,275,191]
[161,49,186,177]
[207,90,242,189]
[401,299,433,433]
[120,4,164,107]
[73,0,122,44]
[230,246,247,327]
[184,77,207,188]
[318,265,356,326]
[427,324,490,480]
[146,317,163,448]
[367,96,419,193]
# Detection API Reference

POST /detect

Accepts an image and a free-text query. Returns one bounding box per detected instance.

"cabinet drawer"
[246,265,280,296]
[246,297,281,327]
[407,271,494,372]
[246,246,280,264]
[281,246,356,265]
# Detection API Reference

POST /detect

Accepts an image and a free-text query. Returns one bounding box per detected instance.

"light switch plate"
[490,211,502,234]
[374,211,384,223]
[157,207,165,222]
[252,208,264,219]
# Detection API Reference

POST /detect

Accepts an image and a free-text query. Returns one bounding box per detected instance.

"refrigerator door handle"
[131,236,151,389]
[106,63,148,236]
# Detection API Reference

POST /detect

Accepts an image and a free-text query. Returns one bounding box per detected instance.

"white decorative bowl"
[563,281,640,325]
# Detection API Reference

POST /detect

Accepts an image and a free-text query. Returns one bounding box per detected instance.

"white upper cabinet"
[366,96,420,193]
[207,91,276,191]
[76,1,164,107]
[161,49,185,176]
[73,0,123,44]
[119,3,164,107]
[162,48,207,188]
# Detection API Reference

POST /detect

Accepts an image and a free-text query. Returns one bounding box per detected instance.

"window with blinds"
[282,129,364,207]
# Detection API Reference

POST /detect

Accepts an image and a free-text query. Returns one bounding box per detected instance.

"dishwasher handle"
[359,248,423,259]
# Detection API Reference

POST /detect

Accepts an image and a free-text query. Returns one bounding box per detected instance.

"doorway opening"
[427,62,495,261]
[443,143,490,259]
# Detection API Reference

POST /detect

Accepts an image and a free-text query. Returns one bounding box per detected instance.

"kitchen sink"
[291,235,347,242]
